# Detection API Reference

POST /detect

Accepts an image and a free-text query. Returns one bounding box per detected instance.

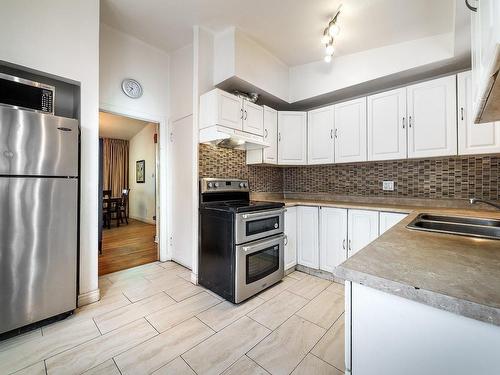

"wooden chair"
[102,190,112,229]
[119,189,130,225]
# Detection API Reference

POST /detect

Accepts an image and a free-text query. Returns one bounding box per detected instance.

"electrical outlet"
[382,180,395,191]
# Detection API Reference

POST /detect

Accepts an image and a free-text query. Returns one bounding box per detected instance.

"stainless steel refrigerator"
[0,106,78,335]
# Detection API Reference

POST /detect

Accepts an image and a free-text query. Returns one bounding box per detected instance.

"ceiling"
[99,111,152,140]
[101,0,456,66]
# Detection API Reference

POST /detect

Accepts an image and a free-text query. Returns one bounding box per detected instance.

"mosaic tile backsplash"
[199,144,500,201]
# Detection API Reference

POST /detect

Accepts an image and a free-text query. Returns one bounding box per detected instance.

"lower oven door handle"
[241,208,286,220]
[242,236,283,253]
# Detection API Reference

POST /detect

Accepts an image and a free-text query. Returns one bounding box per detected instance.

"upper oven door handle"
[241,208,286,220]
[242,235,284,253]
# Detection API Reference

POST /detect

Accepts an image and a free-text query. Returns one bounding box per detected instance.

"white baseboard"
[77,288,101,307]
[129,215,156,225]
[190,272,198,285]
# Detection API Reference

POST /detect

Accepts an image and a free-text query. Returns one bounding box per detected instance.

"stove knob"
[239,182,245,188]
[244,183,248,188]
[208,182,213,188]
[214,182,219,188]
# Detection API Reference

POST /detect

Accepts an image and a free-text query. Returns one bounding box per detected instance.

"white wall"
[99,23,170,264]
[0,0,100,305]
[170,44,194,122]
[290,33,454,102]
[129,123,157,224]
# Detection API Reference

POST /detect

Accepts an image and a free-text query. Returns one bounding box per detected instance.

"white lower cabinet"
[296,206,319,269]
[320,207,348,272]
[379,212,408,235]
[284,206,297,270]
[347,209,379,257]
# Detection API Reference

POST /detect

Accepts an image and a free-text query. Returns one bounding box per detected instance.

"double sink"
[407,214,500,240]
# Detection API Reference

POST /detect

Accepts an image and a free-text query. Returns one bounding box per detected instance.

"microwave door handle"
[241,208,286,220]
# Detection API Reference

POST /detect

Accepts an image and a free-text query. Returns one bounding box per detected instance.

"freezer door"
[0,177,77,334]
[0,106,78,176]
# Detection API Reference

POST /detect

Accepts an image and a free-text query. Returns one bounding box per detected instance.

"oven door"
[235,234,284,303]
[235,208,285,244]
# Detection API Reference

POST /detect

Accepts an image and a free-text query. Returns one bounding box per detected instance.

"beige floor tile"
[292,353,343,375]
[222,355,269,375]
[311,314,345,371]
[326,282,345,296]
[248,315,325,375]
[165,280,204,302]
[83,359,121,375]
[94,292,175,334]
[247,290,308,330]
[182,316,270,375]
[287,271,307,281]
[146,292,221,332]
[196,296,264,331]
[0,319,99,374]
[11,361,46,375]
[106,263,165,283]
[287,275,331,300]
[158,261,186,271]
[296,289,344,329]
[257,276,299,301]
[115,317,214,374]
[45,319,157,375]
[100,276,152,299]
[122,274,185,302]
[0,329,42,353]
[152,357,196,375]
[69,293,131,322]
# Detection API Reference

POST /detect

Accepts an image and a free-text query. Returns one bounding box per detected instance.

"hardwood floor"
[99,219,157,276]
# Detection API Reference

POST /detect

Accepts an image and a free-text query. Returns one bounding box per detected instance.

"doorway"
[98,111,159,275]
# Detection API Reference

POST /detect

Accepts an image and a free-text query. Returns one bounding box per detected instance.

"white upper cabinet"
[284,206,297,270]
[246,106,278,164]
[200,89,243,130]
[407,76,457,158]
[347,209,379,257]
[320,207,348,272]
[308,106,335,164]
[278,111,307,165]
[334,98,367,163]
[458,71,500,155]
[242,100,264,136]
[379,212,407,235]
[367,88,407,161]
[297,206,319,269]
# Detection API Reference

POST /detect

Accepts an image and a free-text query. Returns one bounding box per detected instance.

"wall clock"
[121,78,143,99]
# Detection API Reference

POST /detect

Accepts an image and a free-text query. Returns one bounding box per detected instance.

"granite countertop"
[257,195,500,326]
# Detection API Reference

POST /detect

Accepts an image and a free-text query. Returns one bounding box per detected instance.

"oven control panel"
[201,178,249,193]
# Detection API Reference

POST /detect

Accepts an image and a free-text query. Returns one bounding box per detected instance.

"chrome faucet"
[469,198,500,210]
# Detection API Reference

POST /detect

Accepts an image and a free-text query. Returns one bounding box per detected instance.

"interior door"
[320,207,348,272]
[263,106,278,163]
[278,111,307,165]
[243,101,264,136]
[367,88,407,161]
[0,177,77,334]
[407,76,457,158]
[334,98,367,163]
[347,209,379,257]
[458,71,500,155]
[308,106,335,164]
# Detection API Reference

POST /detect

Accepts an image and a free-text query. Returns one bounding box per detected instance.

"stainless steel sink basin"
[407,213,500,240]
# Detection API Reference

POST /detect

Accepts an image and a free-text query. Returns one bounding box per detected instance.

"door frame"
[99,104,170,263]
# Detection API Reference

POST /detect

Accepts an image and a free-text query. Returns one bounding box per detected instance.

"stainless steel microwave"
[0,72,55,114]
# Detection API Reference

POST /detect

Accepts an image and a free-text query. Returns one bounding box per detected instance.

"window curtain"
[102,138,129,197]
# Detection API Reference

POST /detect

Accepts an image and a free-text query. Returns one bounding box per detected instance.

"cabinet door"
[243,101,264,136]
[284,206,297,270]
[347,209,379,257]
[367,88,407,161]
[320,207,348,272]
[379,212,407,235]
[218,91,243,130]
[263,106,278,163]
[458,71,500,155]
[407,76,457,158]
[297,206,319,269]
[278,111,307,165]
[308,106,335,164]
[334,98,367,163]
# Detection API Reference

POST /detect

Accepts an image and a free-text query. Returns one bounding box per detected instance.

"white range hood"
[199,125,270,150]
[473,45,500,124]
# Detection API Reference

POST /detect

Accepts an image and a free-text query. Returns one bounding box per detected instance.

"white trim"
[77,288,100,307]
[128,215,156,225]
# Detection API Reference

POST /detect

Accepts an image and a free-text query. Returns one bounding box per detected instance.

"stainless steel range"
[198,178,285,303]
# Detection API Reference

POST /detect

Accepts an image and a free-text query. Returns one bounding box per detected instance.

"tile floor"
[0,261,345,375]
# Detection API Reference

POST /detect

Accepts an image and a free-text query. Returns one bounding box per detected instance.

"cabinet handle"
[240,108,243,120]
[278,132,282,142]
[402,117,405,129]
[408,116,412,128]
[264,129,268,138]
[244,110,248,120]
[348,239,352,251]
[334,128,338,138]
[460,107,464,121]
[342,239,346,250]
[284,235,288,246]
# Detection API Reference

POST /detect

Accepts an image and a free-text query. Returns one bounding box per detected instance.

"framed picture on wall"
[136,160,145,183]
